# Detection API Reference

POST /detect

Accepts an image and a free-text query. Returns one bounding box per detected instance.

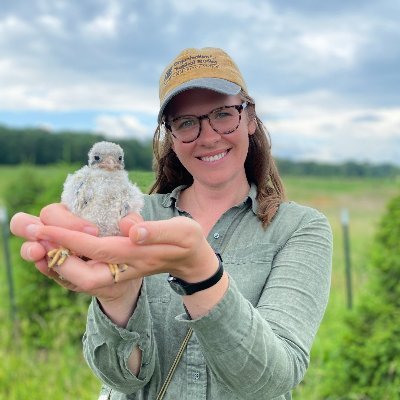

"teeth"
[200,151,227,162]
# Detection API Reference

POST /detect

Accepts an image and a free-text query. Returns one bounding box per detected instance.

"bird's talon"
[47,248,59,258]
[47,248,70,269]
[109,263,128,283]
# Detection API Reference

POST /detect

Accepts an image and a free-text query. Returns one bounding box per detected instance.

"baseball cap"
[158,47,248,123]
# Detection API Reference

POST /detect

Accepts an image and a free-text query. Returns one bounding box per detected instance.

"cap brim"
[158,78,241,123]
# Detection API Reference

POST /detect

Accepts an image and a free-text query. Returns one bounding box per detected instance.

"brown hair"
[149,90,286,227]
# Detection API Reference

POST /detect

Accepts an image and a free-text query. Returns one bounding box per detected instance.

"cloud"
[263,92,400,164]
[95,114,152,140]
[0,0,399,165]
[81,1,120,37]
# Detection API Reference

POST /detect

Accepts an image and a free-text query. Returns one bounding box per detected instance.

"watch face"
[168,277,188,295]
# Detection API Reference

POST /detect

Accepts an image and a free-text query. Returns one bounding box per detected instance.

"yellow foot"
[47,248,70,269]
[109,263,128,283]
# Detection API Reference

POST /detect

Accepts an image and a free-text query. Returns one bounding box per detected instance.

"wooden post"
[0,206,17,322]
[341,208,353,309]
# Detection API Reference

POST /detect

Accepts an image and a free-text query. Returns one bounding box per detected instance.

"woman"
[10,47,332,399]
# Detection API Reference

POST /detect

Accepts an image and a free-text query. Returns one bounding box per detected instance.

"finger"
[32,259,81,291]
[119,212,144,237]
[51,255,141,291]
[129,216,202,247]
[21,241,47,262]
[40,203,98,235]
[36,225,136,264]
[51,275,80,291]
[53,256,113,289]
[10,212,43,240]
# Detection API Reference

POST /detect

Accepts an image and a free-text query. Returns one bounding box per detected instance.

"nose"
[197,117,221,144]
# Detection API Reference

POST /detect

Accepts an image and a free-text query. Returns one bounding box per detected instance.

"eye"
[173,117,197,131]
[118,156,123,161]
[94,155,100,161]
[213,109,233,120]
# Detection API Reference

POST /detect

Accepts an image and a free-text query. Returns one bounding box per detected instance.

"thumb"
[129,216,202,247]
[119,212,144,236]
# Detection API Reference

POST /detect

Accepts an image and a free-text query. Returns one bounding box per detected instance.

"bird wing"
[119,180,144,218]
[61,166,94,213]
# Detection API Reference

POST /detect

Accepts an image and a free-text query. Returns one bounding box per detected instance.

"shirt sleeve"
[82,280,159,395]
[176,209,332,399]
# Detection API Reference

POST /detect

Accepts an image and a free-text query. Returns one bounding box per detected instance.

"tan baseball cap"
[158,47,248,123]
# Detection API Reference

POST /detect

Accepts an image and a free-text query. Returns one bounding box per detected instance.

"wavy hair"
[149,90,286,227]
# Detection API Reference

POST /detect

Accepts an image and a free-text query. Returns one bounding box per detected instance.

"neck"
[180,180,250,221]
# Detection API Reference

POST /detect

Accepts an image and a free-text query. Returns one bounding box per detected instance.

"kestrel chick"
[47,141,144,282]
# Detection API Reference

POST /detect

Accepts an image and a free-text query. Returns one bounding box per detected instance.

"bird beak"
[100,156,119,171]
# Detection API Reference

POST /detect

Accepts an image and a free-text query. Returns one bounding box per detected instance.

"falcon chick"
[47,141,144,282]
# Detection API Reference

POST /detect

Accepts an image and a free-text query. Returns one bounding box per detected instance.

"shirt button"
[213,232,220,239]
[193,371,200,380]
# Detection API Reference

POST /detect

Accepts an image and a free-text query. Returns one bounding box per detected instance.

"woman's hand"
[11,203,218,292]
[34,214,218,285]
[9,205,138,297]
[10,203,224,322]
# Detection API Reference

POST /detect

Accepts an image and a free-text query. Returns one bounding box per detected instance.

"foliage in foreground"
[321,193,400,399]
[1,318,99,400]
[4,167,91,349]
[3,166,153,350]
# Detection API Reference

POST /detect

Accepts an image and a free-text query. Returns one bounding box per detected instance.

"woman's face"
[167,88,255,190]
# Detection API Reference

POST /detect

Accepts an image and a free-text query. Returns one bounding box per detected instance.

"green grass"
[0,165,398,399]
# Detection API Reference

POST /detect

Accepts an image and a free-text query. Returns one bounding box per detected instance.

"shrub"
[321,193,400,399]
[5,167,90,349]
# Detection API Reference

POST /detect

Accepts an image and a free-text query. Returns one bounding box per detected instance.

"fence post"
[0,206,17,322]
[341,208,353,309]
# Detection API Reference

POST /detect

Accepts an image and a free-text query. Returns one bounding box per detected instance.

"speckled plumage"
[61,141,144,237]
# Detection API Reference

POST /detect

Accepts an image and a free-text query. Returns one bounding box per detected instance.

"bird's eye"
[118,156,122,161]
[94,155,100,161]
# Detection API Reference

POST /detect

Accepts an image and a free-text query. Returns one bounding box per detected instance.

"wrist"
[175,244,219,283]
[168,253,223,296]
[98,279,143,327]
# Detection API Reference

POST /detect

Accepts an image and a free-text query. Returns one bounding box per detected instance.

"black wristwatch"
[167,253,224,296]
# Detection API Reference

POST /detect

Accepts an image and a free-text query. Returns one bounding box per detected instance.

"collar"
[161,183,258,215]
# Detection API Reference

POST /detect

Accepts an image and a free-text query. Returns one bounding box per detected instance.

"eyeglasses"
[164,102,248,143]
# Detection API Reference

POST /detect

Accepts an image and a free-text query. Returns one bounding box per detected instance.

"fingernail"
[135,227,148,243]
[83,226,98,236]
[26,224,40,238]
[22,242,35,261]
[25,244,33,260]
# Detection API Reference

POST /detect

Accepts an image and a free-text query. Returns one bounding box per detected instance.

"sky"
[1,0,399,165]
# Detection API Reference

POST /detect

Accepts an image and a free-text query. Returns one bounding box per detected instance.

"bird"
[47,141,144,282]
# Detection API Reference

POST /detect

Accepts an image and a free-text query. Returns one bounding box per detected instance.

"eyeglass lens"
[169,103,245,143]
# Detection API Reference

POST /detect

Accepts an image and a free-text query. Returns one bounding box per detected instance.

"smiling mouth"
[199,150,229,162]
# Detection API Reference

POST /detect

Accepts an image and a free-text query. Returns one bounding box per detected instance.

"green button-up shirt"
[83,184,332,400]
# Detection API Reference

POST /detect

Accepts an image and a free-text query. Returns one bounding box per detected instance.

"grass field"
[0,165,398,399]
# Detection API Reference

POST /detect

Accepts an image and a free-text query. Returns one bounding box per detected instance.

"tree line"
[1,125,399,178]
[0,125,153,170]
[276,159,400,178]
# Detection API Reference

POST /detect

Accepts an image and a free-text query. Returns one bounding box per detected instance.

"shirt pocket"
[222,242,277,306]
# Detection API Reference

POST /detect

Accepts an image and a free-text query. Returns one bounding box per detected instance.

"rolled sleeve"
[174,208,332,399]
[176,279,290,398]
[176,278,254,352]
[83,281,156,393]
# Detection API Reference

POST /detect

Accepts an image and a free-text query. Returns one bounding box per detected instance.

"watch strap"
[167,253,224,295]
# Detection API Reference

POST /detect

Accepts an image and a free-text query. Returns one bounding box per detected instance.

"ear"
[248,118,256,136]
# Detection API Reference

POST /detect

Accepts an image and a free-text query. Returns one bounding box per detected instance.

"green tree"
[321,193,400,399]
